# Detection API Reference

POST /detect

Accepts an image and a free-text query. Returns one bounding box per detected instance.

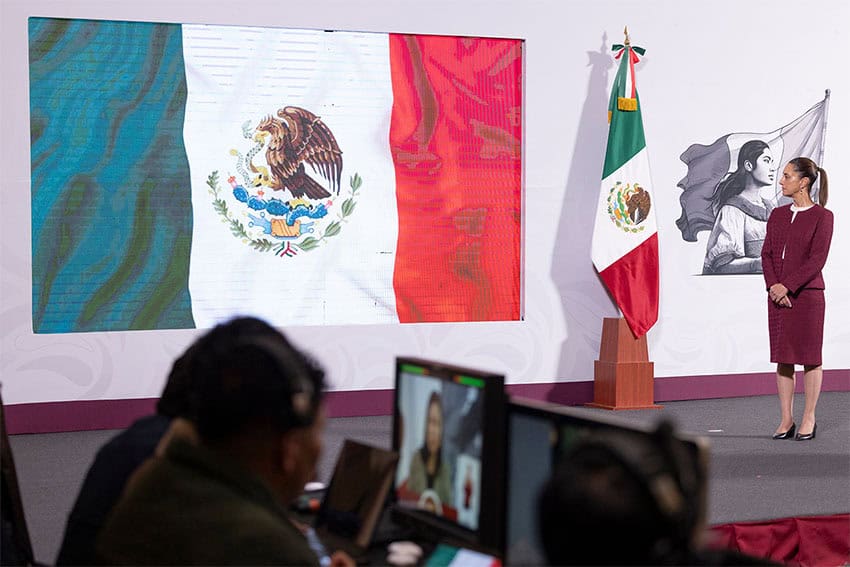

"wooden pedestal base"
[586,317,661,410]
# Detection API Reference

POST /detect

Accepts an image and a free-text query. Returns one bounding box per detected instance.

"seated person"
[56,344,197,566]
[538,422,776,566]
[96,317,347,566]
[406,392,452,511]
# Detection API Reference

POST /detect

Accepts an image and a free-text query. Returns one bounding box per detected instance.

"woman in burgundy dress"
[762,157,833,441]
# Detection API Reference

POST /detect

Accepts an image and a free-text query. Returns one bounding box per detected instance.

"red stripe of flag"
[598,233,659,337]
[388,34,522,323]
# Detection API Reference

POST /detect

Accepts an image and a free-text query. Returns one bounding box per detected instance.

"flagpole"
[818,89,831,168]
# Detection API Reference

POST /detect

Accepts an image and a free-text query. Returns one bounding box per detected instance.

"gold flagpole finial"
[624,26,631,46]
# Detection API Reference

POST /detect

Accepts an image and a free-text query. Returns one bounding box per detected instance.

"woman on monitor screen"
[407,392,452,510]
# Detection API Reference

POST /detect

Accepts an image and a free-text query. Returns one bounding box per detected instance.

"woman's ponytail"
[816,167,829,207]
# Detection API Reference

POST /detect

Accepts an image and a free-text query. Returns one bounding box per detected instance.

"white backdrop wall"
[1,0,848,405]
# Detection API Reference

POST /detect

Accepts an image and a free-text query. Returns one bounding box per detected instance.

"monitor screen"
[392,357,506,553]
[504,399,709,565]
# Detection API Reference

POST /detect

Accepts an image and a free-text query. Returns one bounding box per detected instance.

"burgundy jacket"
[761,204,834,293]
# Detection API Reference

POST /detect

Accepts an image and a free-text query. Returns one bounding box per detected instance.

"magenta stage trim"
[5,369,848,435]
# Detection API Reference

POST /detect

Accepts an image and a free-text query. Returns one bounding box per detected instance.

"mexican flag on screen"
[29,19,522,333]
[590,40,659,338]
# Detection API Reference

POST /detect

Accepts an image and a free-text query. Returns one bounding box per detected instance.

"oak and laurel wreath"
[607,183,646,234]
[206,170,363,255]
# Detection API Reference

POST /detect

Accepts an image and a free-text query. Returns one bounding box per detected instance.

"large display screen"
[29,17,523,333]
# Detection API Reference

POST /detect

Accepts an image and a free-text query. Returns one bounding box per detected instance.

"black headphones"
[233,335,320,431]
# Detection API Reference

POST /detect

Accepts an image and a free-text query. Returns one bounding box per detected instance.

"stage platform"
[8,391,849,564]
[574,391,850,525]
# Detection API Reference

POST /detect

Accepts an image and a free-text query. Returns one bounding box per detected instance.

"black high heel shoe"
[795,423,817,441]
[772,423,796,440]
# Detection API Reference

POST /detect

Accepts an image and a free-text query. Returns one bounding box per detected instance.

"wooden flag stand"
[586,317,662,410]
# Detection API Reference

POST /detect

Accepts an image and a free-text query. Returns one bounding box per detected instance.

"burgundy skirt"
[767,289,825,366]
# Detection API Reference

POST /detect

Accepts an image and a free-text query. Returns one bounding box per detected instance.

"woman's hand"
[769,283,789,304]
[779,296,792,308]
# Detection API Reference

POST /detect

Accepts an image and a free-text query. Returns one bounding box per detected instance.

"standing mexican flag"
[591,31,659,337]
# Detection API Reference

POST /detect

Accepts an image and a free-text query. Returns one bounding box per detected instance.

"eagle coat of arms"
[606,181,651,234]
[207,106,362,257]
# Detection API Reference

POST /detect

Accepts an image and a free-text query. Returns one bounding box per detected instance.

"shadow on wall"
[548,32,619,395]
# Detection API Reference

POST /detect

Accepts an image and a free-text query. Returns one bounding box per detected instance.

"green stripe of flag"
[607,50,629,113]
[602,49,647,180]
[29,18,195,333]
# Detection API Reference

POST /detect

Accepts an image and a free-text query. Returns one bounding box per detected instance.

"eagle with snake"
[254,106,343,200]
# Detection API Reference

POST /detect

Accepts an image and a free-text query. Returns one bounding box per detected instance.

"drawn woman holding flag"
[702,139,776,274]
